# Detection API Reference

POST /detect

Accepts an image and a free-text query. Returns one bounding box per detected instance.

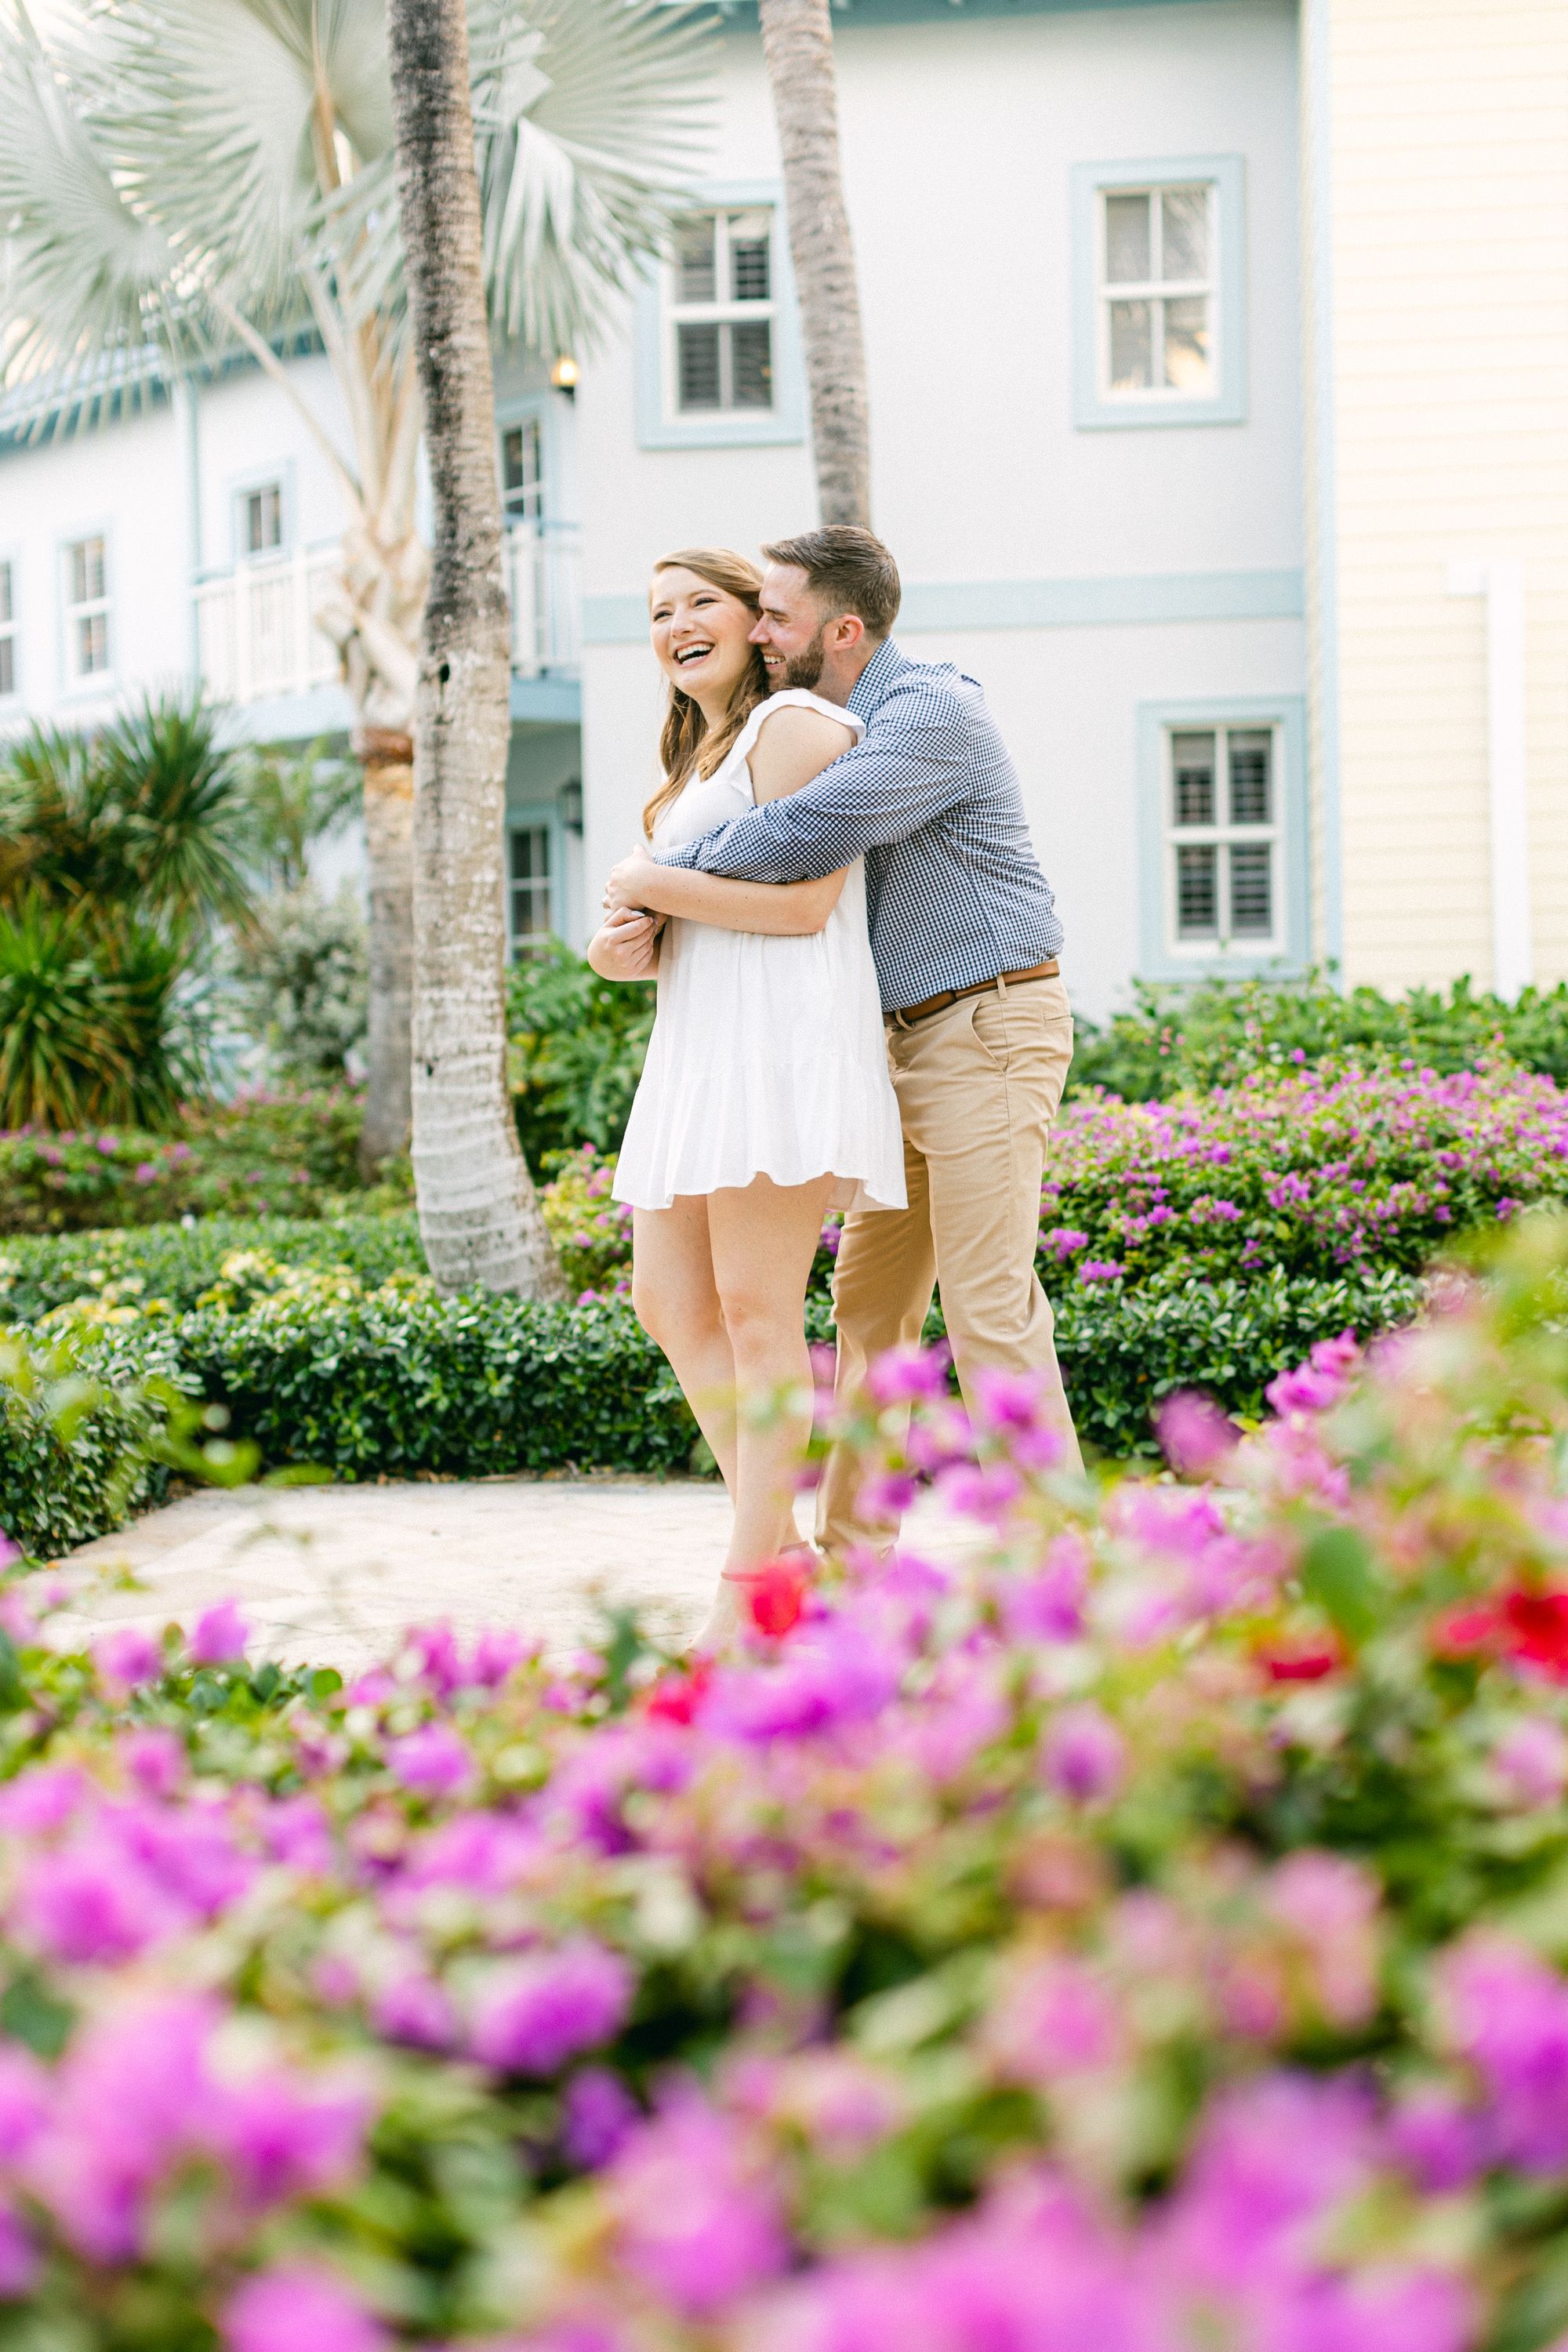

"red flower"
[1257,1636,1341,1683]
[742,1558,808,1639]
[646,1661,713,1725]
[1429,1604,1502,1660]
[1502,1589,1568,1678]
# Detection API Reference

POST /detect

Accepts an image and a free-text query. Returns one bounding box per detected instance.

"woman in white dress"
[586,549,903,1641]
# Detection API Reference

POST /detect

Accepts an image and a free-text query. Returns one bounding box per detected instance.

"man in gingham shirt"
[613,524,1083,1544]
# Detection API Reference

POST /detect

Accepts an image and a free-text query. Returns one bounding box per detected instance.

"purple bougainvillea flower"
[189,1600,249,1665]
[608,2092,787,2318]
[470,1940,633,2076]
[224,2264,388,2352]
[1156,1389,1242,1480]
[562,2066,639,2169]
[387,1723,474,1799]
[96,1626,162,1690]
[1042,1704,1127,1805]
[864,1343,951,1406]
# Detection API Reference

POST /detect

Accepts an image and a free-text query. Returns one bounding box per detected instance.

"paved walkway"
[56,1478,737,1675]
[53,1478,971,1676]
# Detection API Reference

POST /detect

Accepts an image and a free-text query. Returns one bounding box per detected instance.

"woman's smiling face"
[649,567,758,709]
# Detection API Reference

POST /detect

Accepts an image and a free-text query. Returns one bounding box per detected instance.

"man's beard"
[778,626,829,691]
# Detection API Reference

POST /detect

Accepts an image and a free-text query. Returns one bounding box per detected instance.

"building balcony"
[193,521,581,713]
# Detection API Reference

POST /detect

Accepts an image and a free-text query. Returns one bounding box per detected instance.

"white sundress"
[613,690,906,1215]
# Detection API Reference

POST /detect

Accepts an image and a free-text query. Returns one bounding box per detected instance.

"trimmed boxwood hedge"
[1,1250,1422,1560]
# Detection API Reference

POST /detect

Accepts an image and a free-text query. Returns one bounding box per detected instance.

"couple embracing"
[587,526,1080,1646]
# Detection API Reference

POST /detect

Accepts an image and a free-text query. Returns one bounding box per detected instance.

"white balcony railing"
[505,520,581,678]
[194,521,581,709]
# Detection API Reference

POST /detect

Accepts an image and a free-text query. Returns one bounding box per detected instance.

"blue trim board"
[1135,695,1309,985]
[510,675,581,724]
[1072,155,1247,432]
[634,180,808,452]
[582,568,1302,648]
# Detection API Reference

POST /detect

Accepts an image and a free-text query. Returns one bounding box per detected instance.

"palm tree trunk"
[757,0,871,527]
[355,727,414,1173]
[384,0,567,1299]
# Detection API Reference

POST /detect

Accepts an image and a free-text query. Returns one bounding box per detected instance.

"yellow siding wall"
[1313,0,1568,990]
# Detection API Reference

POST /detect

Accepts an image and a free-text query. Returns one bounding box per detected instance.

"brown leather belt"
[891,959,1060,1028]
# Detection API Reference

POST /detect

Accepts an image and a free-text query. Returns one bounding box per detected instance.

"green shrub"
[0,1320,177,1555]
[507,942,653,1163]
[0,1087,386,1232]
[1069,967,1568,1099]
[0,1210,426,1323]
[225,881,368,1083]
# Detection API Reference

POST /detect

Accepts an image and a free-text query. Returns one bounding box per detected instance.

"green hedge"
[2,1252,1421,1559]
[0,1210,425,1323]
[0,1322,180,1557]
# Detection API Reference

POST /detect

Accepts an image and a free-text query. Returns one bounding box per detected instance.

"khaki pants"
[815,973,1081,1553]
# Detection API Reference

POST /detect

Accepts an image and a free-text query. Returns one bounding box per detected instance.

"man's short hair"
[761,525,902,641]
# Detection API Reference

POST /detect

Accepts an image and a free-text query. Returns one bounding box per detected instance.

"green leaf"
[1301,1524,1381,1645]
[0,1971,74,2057]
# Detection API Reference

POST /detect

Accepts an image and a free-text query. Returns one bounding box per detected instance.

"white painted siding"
[1308,0,1568,992]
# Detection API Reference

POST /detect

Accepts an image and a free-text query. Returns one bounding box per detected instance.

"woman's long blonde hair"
[643,548,768,839]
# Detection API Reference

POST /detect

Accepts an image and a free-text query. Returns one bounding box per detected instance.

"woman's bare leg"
[706,1173,837,1609]
[630,1200,738,1491]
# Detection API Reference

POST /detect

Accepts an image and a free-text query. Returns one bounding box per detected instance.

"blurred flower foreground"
[9,1229,1568,2347]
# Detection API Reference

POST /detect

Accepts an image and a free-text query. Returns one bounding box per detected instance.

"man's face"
[750,564,830,690]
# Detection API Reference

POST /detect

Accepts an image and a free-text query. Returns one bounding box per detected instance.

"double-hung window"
[1167,724,1280,952]
[1073,157,1245,428]
[502,416,545,524]
[241,481,285,556]
[670,209,775,416]
[1102,184,1214,399]
[0,561,16,699]
[64,535,110,680]
[508,824,554,958]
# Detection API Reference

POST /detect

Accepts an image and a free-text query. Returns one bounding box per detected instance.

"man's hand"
[587,906,660,982]
[604,847,663,914]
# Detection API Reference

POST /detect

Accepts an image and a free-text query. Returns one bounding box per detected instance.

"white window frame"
[0,556,17,702]
[1136,697,1308,982]
[228,464,294,563]
[1163,721,1283,959]
[499,409,546,526]
[633,178,805,451]
[666,205,778,423]
[1073,155,1247,430]
[506,815,557,960]
[61,530,111,686]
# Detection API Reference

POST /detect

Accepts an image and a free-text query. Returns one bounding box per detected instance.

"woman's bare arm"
[604,702,858,935]
[605,858,847,934]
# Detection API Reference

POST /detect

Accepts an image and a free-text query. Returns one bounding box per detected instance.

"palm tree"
[757,0,871,526]
[0,0,710,1212]
[384,0,565,1297]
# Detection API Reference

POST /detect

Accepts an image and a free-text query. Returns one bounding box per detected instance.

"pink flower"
[0,2049,49,2163]
[189,1599,249,1665]
[609,2095,786,2317]
[224,2264,388,2352]
[120,1728,187,1799]
[1156,1390,1241,1480]
[387,1723,474,1799]
[985,1956,1123,2083]
[373,1972,459,2053]
[865,1343,951,1405]
[1042,1704,1127,1804]
[996,1533,1091,1642]
[1076,1259,1125,1283]
[562,2067,639,2169]
[96,1625,162,1690]
[470,1940,633,2076]
[0,2199,37,2299]
[207,2071,369,2208]
[1492,1716,1568,1806]
[15,1837,172,1963]
[1266,1850,1381,2027]
[1436,1931,1568,2170]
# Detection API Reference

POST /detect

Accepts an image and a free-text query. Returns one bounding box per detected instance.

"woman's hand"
[586,906,660,982]
[604,847,666,915]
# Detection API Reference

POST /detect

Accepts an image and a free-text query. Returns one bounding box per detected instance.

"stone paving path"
[54,1478,971,1676]
[54,1478,737,1675]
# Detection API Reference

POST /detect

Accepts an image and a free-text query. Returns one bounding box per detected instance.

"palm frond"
[0,2,197,416]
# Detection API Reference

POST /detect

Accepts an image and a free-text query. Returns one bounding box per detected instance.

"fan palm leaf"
[0,895,186,1129]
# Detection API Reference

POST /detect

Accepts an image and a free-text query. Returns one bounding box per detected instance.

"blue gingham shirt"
[656,638,1064,1011]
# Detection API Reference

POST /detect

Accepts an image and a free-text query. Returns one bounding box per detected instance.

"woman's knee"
[715,1280,800,1365]
[631,1270,723,1356]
